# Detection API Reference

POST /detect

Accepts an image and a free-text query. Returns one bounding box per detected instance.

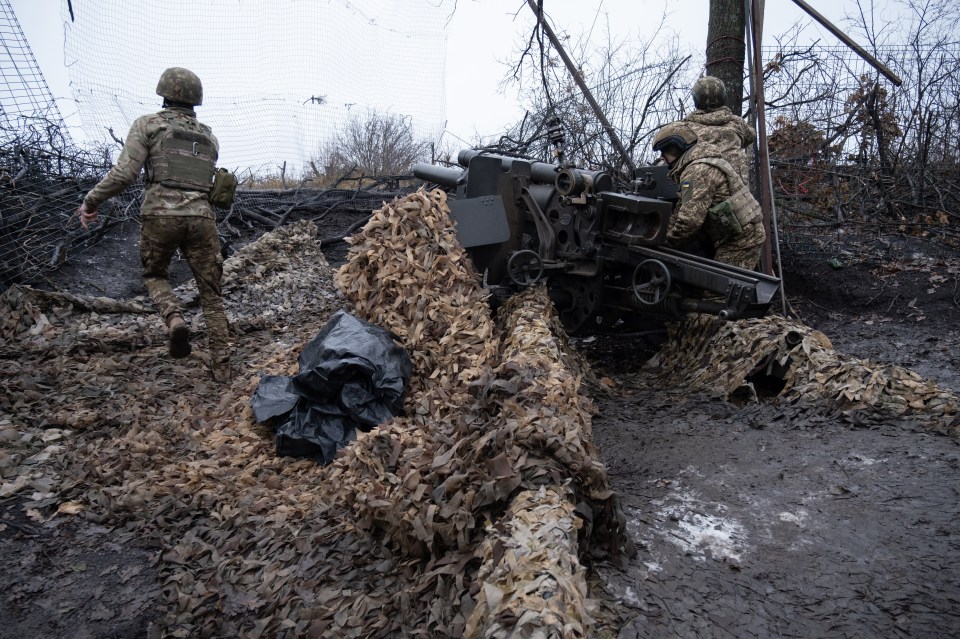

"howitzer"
[413,149,781,333]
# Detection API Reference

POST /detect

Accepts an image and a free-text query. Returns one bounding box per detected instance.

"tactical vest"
[689,157,761,242]
[146,111,217,192]
[683,120,752,184]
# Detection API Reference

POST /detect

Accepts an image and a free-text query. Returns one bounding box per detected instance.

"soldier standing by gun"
[653,122,765,271]
[682,76,756,186]
[78,67,232,382]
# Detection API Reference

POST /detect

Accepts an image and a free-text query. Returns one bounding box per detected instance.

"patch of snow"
[668,508,746,562]
[777,509,809,525]
[641,482,749,563]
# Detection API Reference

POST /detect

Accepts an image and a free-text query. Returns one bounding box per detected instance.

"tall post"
[748,0,774,275]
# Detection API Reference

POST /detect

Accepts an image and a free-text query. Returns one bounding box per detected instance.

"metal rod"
[748,0,788,316]
[743,0,760,187]
[790,0,903,86]
[748,0,775,277]
[524,0,636,174]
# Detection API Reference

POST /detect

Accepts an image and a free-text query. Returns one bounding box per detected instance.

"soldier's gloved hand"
[78,203,98,230]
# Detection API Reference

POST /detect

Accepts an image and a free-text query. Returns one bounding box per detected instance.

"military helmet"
[692,75,726,111]
[652,122,698,154]
[156,67,203,106]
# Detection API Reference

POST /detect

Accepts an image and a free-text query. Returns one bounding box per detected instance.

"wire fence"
[762,43,960,252]
[0,0,68,138]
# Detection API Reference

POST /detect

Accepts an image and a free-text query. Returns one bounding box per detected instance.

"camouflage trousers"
[714,218,765,271]
[140,216,229,353]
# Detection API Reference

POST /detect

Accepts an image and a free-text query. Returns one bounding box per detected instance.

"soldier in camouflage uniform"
[79,67,232,382]
[652,122,764,271]
[683,76,756,185]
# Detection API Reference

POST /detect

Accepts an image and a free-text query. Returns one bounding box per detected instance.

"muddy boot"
[210,349,233,383]
[167,314,192,359]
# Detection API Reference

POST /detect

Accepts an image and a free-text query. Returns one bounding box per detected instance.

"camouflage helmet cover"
[156,67,203,106]
[692,75,726,110]
[652,122,698,154]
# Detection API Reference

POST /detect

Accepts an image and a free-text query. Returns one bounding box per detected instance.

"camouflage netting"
[0,190,630,637]
[645,316,960,438]
[334,189,499,417]
[467,486,591,637]
[3,188,960,637]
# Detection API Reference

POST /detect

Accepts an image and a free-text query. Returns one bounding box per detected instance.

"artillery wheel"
[549,274,604,334]
[507,250,545,286]
[632,259,671,305]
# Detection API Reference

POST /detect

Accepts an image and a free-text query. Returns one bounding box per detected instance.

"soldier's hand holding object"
[78,204,98,229]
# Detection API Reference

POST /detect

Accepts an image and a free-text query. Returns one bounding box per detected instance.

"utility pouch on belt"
[706,198,743,243]
[691,156,760,245]
[209,168,237,209]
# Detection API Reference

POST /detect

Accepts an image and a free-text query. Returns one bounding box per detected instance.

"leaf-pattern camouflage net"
[646,315,960,437]
[466,486,593,637]
[1,191,631,637]
[335,188,499,417]
[332,188,632,634]
[8,187,956,637]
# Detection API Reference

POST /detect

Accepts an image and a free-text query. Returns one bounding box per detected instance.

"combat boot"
[210,349,233,383]
[167,314,192,359]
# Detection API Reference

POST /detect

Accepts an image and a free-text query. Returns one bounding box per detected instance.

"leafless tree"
[706,0,748,115]
[322,110,434,178]
[762,0,960,234]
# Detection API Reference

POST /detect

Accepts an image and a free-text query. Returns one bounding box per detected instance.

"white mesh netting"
[61,0,450,174]
[0,0,67,136]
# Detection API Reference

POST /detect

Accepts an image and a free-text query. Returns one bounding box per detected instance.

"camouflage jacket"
[683,107,755,184]
[666,141,741,245]
[83,107,219,219]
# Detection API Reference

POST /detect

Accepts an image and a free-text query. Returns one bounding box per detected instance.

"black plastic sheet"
[251,310,412,463]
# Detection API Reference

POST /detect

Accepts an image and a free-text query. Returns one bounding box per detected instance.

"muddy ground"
[3,215,960,638]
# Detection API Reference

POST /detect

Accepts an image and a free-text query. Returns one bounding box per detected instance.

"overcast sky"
[10,0,870,150]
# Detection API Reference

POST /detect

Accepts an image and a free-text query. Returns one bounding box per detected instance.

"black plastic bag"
[251,310,412,463]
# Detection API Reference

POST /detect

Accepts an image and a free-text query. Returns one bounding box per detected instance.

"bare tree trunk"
[706,0,748,115]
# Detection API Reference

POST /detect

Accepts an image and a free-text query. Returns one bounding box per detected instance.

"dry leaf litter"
[2,189,958,637]
[1,190,630,637]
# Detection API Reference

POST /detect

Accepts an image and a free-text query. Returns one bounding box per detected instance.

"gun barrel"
[457,149,560,185]
[412,162,464,188]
